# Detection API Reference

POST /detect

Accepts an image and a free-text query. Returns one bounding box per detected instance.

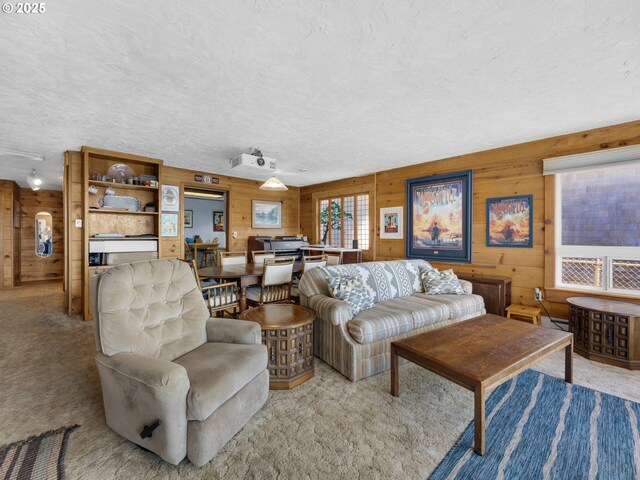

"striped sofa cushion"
[347,296,451,344]
[415,293,485,319]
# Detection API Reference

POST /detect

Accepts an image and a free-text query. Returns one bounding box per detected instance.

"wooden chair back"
[184,241,195,261]
[259,257,295,304]
[325,252,343,265]
[252,250,276,265]
[181,259,239,317]
[302,254,327,273]
[219,251,247,266]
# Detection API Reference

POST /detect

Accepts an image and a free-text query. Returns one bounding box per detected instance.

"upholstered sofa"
[298,259,485,381]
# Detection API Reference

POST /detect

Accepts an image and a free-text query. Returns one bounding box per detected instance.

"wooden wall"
[160,166,300,259]
[300,120,640,319]
[0,180,21,289]
[19,189,64,283]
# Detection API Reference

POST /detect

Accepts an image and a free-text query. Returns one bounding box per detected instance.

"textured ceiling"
[1,0,639,190]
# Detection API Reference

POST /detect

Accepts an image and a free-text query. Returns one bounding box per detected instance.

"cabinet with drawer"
[567,297,640,370]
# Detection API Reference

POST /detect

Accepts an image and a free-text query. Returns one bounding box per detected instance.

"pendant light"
[259,177,288,191]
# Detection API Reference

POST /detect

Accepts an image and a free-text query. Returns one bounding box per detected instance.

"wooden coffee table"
[390,314,573,455]
[239,304,315,390]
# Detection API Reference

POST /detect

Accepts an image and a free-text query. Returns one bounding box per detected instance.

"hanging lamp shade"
[259,176,288,191]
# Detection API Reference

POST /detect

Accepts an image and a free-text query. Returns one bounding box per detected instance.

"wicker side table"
[239,304,316,389]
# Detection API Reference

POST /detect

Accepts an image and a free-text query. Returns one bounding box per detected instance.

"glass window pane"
[357,194,369,250]
[343,196,354,249]
[560,257,603,287]
[612,259,640,291]
[319,199,329,244]
[330,198,342,247]
[561,163,640,247]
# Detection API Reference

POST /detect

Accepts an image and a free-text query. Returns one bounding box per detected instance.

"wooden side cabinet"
[568,297,640,370]
[457,275,512,316]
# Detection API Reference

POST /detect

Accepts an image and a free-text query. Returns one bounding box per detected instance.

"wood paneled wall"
[19,189,64,283]
[300,120,640,319]
[160,166,300,259]
[64,151,84,315]
[0,180,21,289]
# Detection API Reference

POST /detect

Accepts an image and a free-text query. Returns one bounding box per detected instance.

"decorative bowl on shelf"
[106,164,135,184]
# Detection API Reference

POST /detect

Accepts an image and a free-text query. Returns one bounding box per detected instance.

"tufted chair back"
[92,259,209,361]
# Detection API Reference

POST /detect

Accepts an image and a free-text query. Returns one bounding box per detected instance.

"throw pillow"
[327,275,375,316]
[421,268,466,295]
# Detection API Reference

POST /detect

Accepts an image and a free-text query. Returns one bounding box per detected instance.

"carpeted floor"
[1,283,639,480]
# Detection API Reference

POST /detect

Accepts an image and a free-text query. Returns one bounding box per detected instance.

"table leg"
[391,344,399,397]
[474,387,486,455]
[239,286,247,313]
[565,341,573,384]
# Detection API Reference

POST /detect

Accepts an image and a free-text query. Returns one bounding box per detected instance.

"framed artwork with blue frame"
[406,170,473,263]
[486,195,533,248]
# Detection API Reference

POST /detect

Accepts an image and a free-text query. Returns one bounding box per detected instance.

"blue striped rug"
[429,370,640,480]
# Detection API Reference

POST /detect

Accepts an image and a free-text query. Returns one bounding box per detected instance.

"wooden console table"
[567,297,640,370]
[457,275,512,316]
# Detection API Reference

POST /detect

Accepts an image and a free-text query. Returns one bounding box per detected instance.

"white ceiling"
[1,0,639,191]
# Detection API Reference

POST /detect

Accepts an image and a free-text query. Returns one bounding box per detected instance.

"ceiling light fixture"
[259,177,288,191]
[27,169,42,191]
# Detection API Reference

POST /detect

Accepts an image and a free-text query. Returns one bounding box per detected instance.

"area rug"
[430,370,640,479]
[0,425,79,480]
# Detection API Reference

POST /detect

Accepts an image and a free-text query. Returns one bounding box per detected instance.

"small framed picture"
[161,185,180,212]
[380,206,403,239]
[252,200,282,229]
[184,210,193,228]
[486,195,533,248]
[213,211,224,231]
[161,213,179,237]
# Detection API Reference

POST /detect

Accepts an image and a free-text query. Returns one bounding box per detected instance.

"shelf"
[90,236,159,241]
[88,180,158,191]
[88,208,158,215]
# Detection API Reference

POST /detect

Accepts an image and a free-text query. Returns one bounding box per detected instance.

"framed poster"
[252,200,282,229]
[486,195,533,248]
[406,170,473,263]
[380,206,403,239]
[213,211,224,231]
[161,213,179,237]
[184,210,193,228]
[161,185,180,212]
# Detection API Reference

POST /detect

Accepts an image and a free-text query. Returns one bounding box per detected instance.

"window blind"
[543,144,640,175]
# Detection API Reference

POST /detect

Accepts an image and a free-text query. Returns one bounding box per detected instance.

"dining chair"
[199,243,218,268]
[219,251,247,266]
[325,252,343,265]
[183,259,239,317]
[251,250,276,265]
[184,241,195,262]
[246,257,295,307]
[291,255,327,304]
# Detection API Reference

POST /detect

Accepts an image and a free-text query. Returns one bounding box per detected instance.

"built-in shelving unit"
[82,147,163,320]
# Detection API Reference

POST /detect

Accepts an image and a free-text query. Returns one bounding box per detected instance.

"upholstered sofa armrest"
[308,295,353,326]
[94,352,190,465]
[459,279,473,295]
[96,352,189,389]
[206,317,262,345]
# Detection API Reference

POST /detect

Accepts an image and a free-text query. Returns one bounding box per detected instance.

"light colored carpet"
[1,284,639,479]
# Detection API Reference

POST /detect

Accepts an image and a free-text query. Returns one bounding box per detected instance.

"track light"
[27,169,42,190]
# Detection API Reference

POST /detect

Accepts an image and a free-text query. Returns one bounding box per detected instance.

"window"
[555,162,640,294]
[318,194,370,250]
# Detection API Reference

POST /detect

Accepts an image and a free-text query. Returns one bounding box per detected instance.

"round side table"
[239,304,316,390]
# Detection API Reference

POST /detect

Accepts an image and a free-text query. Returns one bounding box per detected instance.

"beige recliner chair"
[91,259,268,466]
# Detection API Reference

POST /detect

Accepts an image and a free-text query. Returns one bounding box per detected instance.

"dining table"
[199,261,303,312]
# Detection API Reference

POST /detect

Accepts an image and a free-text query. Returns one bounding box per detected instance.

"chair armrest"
[206,317,262,345]
[308,295,353,326]
[96,352,189,389]
[459,279,473,295]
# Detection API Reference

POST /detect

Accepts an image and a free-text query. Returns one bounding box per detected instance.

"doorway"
[183,186,228,265]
